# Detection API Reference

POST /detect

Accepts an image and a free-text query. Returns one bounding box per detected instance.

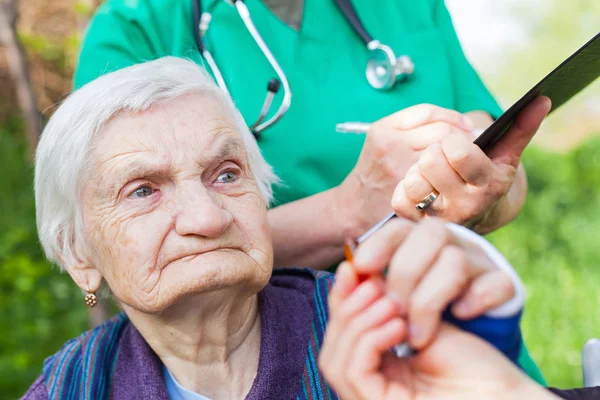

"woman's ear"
[62,236,103,293]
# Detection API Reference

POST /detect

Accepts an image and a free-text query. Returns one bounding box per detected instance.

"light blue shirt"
[163,365,213,400]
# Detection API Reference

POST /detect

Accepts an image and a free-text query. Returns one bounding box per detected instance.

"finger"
[319,336,357,400]
[487,96,551,166]
[441,133,495,186]
[334,278,385,322]
[319,336,358,400]
[407,245,487,349]
[382,104,473,131]
[402,122,472,150]
[320,277,386,385]
[352,218,414,275]
[330,262,360,312]
[452,270,515,320]
[390,183,427,221]
[464,110,493,129]
[335,296,401,373]
[347,318,407,400]
[417,143,466,201]
[323,296,401,400]
[385,218,451,312]
[396,167,444,219]
[345,296,402,345]
[397,164,436,206]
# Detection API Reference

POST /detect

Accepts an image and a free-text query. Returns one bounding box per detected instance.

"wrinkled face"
[79,93,273,313]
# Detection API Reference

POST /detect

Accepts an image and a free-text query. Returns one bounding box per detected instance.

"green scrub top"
[74,0,545,384]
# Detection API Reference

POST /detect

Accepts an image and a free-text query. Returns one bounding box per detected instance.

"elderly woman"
[25,57,529,400]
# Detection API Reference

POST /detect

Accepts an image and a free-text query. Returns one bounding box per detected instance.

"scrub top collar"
[261,0,304,30]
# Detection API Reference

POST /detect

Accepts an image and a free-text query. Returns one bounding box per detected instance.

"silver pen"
[335,122,372,134]
[337,121,484,140]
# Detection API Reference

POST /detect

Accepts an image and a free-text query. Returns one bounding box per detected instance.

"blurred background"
[0,0,598,397]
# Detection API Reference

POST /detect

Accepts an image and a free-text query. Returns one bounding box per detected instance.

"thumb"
[487,96,551,167]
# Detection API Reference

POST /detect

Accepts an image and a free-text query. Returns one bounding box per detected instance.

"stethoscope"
[193,0,414,138]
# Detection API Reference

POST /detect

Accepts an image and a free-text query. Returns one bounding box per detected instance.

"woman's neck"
[124,291,262,399]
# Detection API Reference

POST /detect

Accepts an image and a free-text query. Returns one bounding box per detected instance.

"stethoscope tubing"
[332,0,373,46]
[233,1,292,134]
[194,0,413,136]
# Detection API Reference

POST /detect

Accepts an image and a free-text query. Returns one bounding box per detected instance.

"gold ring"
[416,191,438,211]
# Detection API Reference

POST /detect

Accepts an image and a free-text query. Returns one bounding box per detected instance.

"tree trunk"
[1,0,110,327]
[0,0,41,157]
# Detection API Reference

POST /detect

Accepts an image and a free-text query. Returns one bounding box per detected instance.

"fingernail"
[386,292,405,314]
[354,251,375,270]
[453,301,471,316]
[409,325,422,346]
[353,252,366,267]
[387,292,402,306]
[335,263,352,289]
[539,96,551,108]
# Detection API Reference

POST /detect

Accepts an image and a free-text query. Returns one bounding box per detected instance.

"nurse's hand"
[390,97,551,233]
[320,319,554,400]
[340,217,516,351]
[336,104,475,238]
[320,218,554,400]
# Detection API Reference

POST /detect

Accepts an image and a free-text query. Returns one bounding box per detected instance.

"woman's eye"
[216,170,239,184]
[129,186,155,199]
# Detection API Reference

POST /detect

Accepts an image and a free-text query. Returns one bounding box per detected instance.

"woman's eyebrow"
[199,140,247,167]
[102,161,169,197]
[119,162,169,180]
[218,142,246,160]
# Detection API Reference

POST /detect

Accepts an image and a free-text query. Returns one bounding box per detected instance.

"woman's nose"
[174,184,233,238]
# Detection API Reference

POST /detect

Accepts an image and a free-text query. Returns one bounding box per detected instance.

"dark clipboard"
[475,32,600,152]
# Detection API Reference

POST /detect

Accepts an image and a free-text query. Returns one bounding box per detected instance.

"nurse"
[74,0,549,383]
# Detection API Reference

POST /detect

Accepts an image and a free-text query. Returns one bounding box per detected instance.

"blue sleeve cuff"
[442,308,523,365]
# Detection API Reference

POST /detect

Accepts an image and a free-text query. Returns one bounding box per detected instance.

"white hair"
[35,57,278,269]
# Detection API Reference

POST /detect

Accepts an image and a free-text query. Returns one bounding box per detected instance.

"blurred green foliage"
[488,136,600,389]
[480,3,600,386]
[0,119,87,398]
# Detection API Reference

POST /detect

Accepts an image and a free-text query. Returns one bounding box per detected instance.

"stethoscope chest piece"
[366,40,414,90]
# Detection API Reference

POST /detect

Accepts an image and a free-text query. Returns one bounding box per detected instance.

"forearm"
[268,188,355,270]
[506,382,561,400]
